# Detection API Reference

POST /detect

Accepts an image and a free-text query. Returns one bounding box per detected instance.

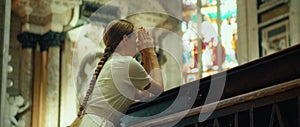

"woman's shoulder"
[128,58,145,72]
[110,54,140,67]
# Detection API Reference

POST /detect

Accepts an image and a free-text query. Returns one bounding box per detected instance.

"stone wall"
[237,0,300,64]
[7,15,22,95]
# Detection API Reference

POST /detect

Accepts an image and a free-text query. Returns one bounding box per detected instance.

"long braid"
[77,45,117,117]
[76,19,134,118]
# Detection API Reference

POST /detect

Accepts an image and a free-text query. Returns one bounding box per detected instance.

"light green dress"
[79,114,115,127]
[79,53,151,127]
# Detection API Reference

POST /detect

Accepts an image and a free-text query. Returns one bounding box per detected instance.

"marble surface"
[20,49,33,127]
[45,47,60,127]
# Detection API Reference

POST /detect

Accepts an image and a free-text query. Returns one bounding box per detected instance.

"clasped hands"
[137,27,156,55]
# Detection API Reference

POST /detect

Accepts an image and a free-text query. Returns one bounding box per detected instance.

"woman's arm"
[140,48,164,94]
[135,28,164,98]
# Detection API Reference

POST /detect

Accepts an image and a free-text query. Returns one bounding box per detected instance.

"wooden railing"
[122,44,300,127]
[129,78,300,127]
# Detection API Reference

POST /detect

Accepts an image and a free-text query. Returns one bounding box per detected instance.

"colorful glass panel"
[182,0,238,82]
[182,0,200,83]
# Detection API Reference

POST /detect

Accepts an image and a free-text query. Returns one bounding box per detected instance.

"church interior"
[1,0,300,126]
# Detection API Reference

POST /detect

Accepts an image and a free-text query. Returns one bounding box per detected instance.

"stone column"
[246,0,259,61]
[17,32,40,127]
[12,0,80,127]
[237,0,249,64]
[49,2,81,126]
[60,34,77,127]
[237,0,259,62]
[40,31,65,127]
[290,0,300,45]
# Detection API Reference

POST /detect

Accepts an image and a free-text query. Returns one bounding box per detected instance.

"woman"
[71,19,164,127]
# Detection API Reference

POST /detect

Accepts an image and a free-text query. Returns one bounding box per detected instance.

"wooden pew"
[121,44,300,127]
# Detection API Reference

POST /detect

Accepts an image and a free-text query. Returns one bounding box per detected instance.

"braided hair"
[77,19,134,117]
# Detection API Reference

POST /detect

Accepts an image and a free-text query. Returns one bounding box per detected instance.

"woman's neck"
[114,50,134,57]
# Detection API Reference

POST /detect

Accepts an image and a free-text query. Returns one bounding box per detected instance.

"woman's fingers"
[137,30,144,41]
[142,29,147,39]
[137,27,154,51]
[138,28,148,41]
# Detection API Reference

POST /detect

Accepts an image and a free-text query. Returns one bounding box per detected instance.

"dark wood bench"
[121,44,300,127]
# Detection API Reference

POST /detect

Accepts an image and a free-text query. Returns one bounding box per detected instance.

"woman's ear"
[123,35,128,42]
[120,35,128,47]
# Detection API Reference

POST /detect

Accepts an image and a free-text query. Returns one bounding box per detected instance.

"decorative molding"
[12,0,32,18]
[127,12,168,28]
[51,0,81,13]
[39,31,66,51]
[28,1,51,28]
[82,2,121,24]
[258,13,289,28]
[261,20,289,56]
[30,1,51,16]
[29,13,52,26]
[257,0,288,13]
[17,32,41,48]
[52,0,82,5]
[22,23,51,35]
[17,31,66,51]
[51,10,73,32]
[12,0,82,33]
[257,0,289,10]
[49,1,82,32]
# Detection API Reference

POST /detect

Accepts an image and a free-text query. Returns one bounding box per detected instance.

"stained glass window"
[182,0,238,83]
[182,0,200,83]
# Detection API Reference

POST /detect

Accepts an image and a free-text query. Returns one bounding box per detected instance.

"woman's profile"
[69,19,164,127]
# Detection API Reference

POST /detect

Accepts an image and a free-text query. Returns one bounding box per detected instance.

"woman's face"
[126,30,138,52]
[115,28,138,56]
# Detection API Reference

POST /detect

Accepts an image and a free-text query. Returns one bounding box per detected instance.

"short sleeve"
[129,59,151,90]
